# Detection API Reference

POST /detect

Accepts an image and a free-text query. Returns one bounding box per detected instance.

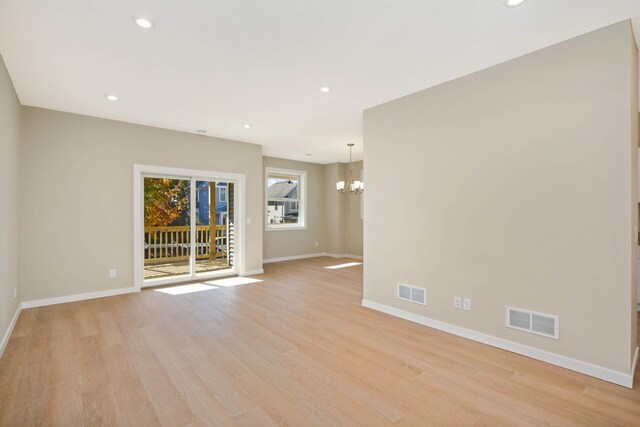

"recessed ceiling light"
[105,94,118,101]
[504,0,526,7]
[196,129,207,134]
[320,86,332,93]
[243,124,252,129]
[132,16,155,29]
[305,153,312,156]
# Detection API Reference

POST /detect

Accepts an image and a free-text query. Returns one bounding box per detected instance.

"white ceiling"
[1,1,640,164]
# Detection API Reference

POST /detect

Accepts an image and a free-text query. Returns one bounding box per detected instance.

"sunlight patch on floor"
[325,262,362,270]
[154,277,264,295]
[202,277,263,287]
[154,283,218,295]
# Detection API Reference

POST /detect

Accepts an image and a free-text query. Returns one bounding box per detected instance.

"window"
[218,186,227,203]
[218,212,228,226]
[265,167,306,230]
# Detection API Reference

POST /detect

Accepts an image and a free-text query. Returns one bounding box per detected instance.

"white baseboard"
[263,252,363,264]
[240,269,264,276]
[362,299,636,389]
[22,287,137,309]
[0,304,22,359]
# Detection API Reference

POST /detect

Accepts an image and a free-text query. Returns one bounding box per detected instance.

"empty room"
[2,1,640,425]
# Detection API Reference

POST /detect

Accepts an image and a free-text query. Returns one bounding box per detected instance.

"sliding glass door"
[194,180,234,275]
[141,173,235,287]
[143,177,192,281]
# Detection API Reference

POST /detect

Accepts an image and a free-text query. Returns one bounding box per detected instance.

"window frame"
[265,167,307,231]
[218,185,227,203]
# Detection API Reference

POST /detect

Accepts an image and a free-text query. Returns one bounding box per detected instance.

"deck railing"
[144,225,227,264]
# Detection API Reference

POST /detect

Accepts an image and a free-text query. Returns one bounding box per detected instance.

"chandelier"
[336,143,364,194]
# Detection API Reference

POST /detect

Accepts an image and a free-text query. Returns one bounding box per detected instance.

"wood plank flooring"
[1,256,639,426]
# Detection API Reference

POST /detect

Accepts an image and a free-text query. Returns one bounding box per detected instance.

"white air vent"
[397,283,426,305]
[506,306,559,339]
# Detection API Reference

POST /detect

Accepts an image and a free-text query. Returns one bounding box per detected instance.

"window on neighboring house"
[217,212,228,226]
[265,168,306,230]
[219,186,227,203]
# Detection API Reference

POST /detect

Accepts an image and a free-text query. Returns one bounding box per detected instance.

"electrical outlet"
[315,242,319,247]
[109,269,117,278]
[454,296,462,309]
[463,298,472,311]
[247,217,252,225]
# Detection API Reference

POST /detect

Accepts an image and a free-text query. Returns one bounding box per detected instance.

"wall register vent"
[397,283,426,305]
[506,306,559,339]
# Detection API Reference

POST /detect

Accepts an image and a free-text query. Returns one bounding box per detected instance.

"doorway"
[133,165,245,290]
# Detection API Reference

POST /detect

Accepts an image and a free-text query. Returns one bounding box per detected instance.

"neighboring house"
[266,180,298,224]
[196,182,228,225]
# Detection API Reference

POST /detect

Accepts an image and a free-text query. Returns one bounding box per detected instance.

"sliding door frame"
[133,164,246,291]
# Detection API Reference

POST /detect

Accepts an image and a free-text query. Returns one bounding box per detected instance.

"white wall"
[20,107,264,302]
[364,21,638,375]
[0,54,21,352]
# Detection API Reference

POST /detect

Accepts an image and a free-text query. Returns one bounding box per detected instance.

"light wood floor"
[1,257,639,426]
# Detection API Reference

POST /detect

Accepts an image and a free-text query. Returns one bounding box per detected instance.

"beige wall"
[324,162,364,257]
[342,161,363,256]
[0,55,21,345]
[364,22,638,374]
[20,107,263,301]
[322,163,343,255]
[263,157,327,259]
[263,157,364,260]
[15,104,364,302]
[323,161,364,257]
[631,38,639,360]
